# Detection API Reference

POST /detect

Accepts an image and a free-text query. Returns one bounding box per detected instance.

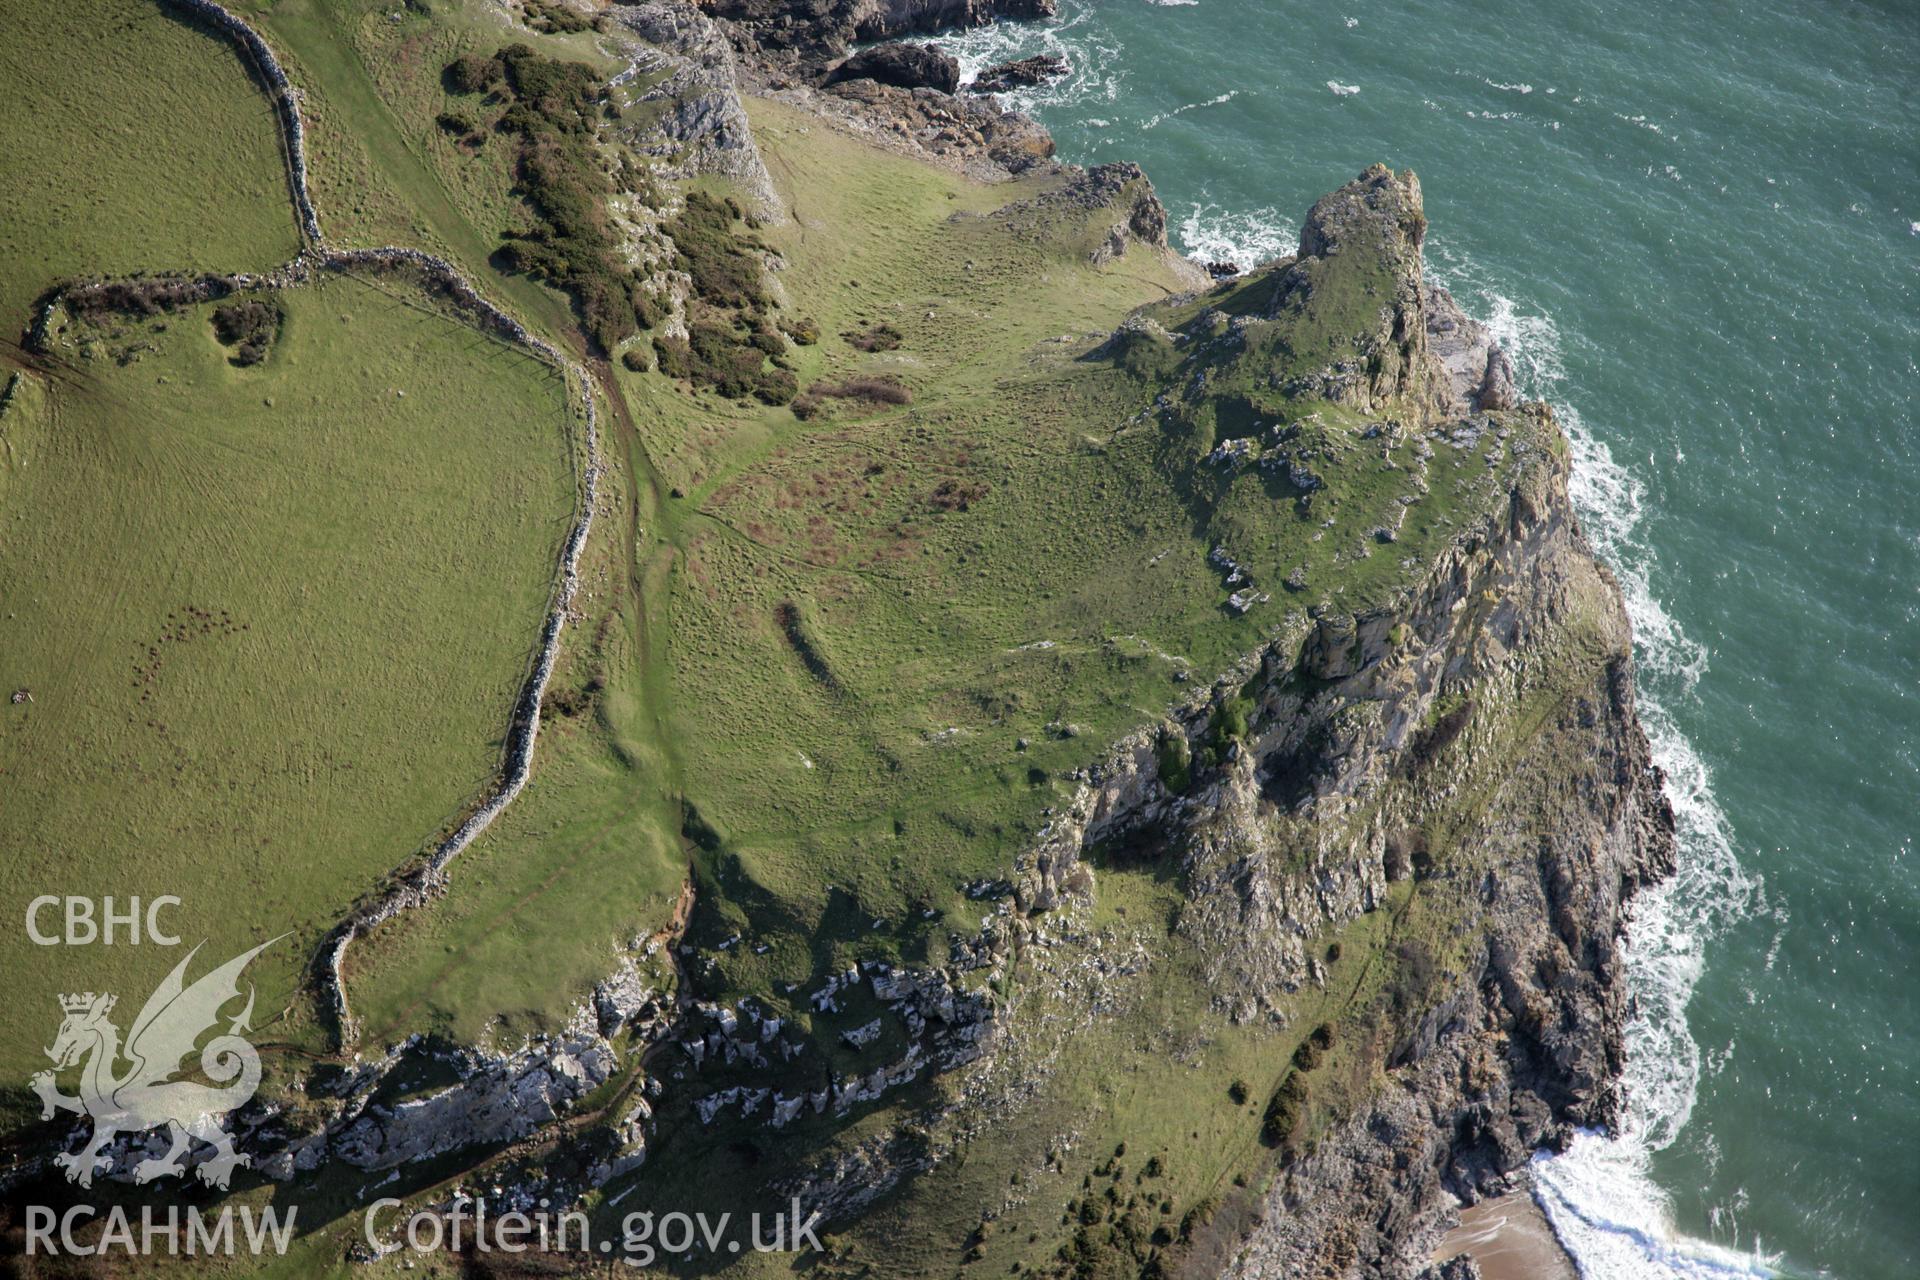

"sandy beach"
[1433,1188,1579,1280]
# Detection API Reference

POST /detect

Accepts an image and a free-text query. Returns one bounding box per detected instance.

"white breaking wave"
[1430,249,1772,1278]
[941,6,1121,113]
[1327,80,1361,96]
[1142,90,1240,130]
[1175,202,1293,267]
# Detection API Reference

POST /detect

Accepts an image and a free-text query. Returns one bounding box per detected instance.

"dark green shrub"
[640,192,800,400]
[1209,695,1251,752]
[444,53,503,94]
[1107,325,1181,381]
[1261,1074,1308,1149]
[751,366,798,405]
[1154,728,1192,793]
[445,44,672,353]
[522,0,595,34]
[668,191,770,311]
[1410,694,1472,769]
[210,299,281,367]
[1387,940,1436,1014]
[1177,1196,1217,1243]
[653,335,691,380]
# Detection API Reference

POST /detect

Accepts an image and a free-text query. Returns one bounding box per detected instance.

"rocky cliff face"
[1259,164,1514,421]
[394,15,1653,1270]
[753,407,1672,1276]
[1196,433,1673,1276]
[711,0,1061,176]
[700,0,1055,57]
[782,167,1672,1276]
[613,1,781,213]
[921,425,1672,1279]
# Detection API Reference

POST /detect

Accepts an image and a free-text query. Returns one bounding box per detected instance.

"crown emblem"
[59,992,112,1014]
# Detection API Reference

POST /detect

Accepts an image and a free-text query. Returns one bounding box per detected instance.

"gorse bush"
[210,299,281,366]
[521,0,598,34]
[669,191,769,311]
[1261,1074,1308,1151]
[656,191,796,403]
[445,44,659,354]
[1154,727,1192,793]
[1409,692,1472,770]
[446,52,794,392]
[844,321,903,352]
[791,375,913,420]
[686,317,796,404]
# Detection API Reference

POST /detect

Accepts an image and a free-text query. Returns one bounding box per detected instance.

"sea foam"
[1432,250,1772,1278]
[941,7,1119,112]
[1174,203,1293,268]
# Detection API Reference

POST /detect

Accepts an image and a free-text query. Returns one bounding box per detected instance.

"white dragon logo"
[31,938,280,1189]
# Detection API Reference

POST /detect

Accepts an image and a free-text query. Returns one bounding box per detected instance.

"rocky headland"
[4,5,1673,1278]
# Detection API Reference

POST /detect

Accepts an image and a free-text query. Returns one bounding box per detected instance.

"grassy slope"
[0,274,576,1090]
[310,1,687,1048]
[547,115,1575,1277]
[0,0,300,335]
[338,81,1509,1060]
[338,93,1209,1047]
[471,107,1549,1280]
[661,102,1507,1024]
[820,593,1617,1280]
[238,0,587,342]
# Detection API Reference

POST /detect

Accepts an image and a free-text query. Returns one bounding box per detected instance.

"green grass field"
[0,272,576,1094]
[0,0,302,337]
[0,0,661,1075]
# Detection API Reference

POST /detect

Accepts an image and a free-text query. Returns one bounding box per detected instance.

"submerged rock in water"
[700,0,1057,59]
[824,41,960,94]
[969,53,1069,94]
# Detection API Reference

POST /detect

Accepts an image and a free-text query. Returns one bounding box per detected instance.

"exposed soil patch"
[791,375,911,420]
[843,321,902,352]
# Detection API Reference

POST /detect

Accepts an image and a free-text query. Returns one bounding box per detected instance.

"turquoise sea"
[945,3,1919,1276]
